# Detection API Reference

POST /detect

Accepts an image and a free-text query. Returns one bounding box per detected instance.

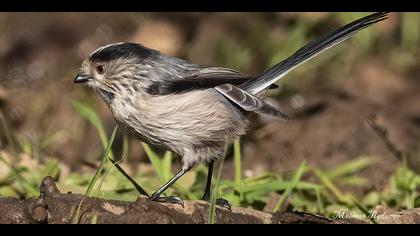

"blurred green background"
[0,13,420,219]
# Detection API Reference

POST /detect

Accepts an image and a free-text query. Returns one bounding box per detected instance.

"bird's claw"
[214,198,231,211]
[202,197,231,211]
[149,196,184,207]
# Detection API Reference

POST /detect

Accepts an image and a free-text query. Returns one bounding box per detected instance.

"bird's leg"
[201,160,214,201]
[201,160,231,210]
[149,167,189,207]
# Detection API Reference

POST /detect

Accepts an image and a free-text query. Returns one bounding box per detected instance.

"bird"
[74,12,388,207]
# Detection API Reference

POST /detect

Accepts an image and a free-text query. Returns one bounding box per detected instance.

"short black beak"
[74,74,90,84]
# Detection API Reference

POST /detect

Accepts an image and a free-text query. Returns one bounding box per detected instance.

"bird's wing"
[182,67,253,86]
[215,83,290,120]
[147,66,277,95]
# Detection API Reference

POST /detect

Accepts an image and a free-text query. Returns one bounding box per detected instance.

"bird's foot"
[202,196,231,211]
[149,195,184,207]
[214,198,231,211]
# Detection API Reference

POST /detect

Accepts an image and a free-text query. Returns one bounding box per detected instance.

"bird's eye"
[96,65,105,74]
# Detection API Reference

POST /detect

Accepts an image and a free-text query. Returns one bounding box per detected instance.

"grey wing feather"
[182,67,252,86]
[215,84,291,120]
[149,66,278,95]
[182,67,278,89]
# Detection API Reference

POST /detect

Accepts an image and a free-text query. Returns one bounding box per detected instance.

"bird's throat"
[97,88,115,104]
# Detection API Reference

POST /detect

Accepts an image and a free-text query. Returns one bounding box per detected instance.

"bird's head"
[74,42,157,103]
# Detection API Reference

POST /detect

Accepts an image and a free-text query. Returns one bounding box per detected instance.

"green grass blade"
[41,159,60,179]
[72,198,86,224]
[141,143,192,199]
[313,168,347,203]
[85,126,117,197]
[0,154,38,196]
[208,158,224,224]
[71,100,114,159]
[0,111,18,158]
[71,100,107,147]
[141,142,166,184]
[242,181,322,196]
[272,161,307,212]
[95,150,127,198]
[324,156,377,179]
[91,212,98,224]
[208,139,229,224]
[334,176,369,187]
[109,158,149,197]
[122,134,129,161]
[242,172,281,184]
[233,139,242,188]
[162,151,173,182]
[402,13,420,51]
[315,187,325,214]
[350,195,378,224]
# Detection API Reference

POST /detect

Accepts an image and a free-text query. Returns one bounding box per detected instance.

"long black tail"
[239,12,389,94]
